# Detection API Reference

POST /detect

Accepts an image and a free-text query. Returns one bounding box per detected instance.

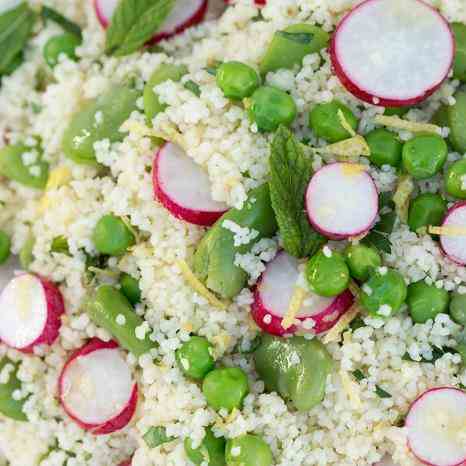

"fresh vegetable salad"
[0,0,466,465]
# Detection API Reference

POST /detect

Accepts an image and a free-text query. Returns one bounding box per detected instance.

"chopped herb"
[50,236,70,256]
[459,383,466,390]
[31,102,43,114]
[184,80,201,97]
[349,316,365,332]
[143,426,175,448]
[205,61,221,76]
[379,192,394,210]
[275,31,314,45]
[362,230,392,254]
[352,369,365,382]
[375,385,392,398]
[41,6,82,39]
[402,346,457,363]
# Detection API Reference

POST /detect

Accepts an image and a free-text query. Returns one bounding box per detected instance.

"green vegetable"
[41,6,82,39]
[407,281,450,324]
[452,23,466,82]
[143,64,188,123]
[86,285,155,356]
[403,346,456,363]
[216,61,260,100]
[202,367,249,412]
[176,336,215,380]
[305,249,349,297]
[184,79,201,97]
[309,100,358,143]
[375,385,392,399]
[248,86,297,132]
[402,134,447,180]
[0,143,49,189]
[0,358,27,421]
[344,243,381,282]
[50,235,70,256]
[362,210,396,254]
[445,159,466,199]
[119,272,141,305]
[366,128,402,168]
[352,369,365,382]
[254,334,333,411]
[184,427,226,466]
[360,268,407,318]
[408,193,446,233]
[260,23,329,75]
[19,233,35,269]
[2,51,23,76]
[384,107,409,117]
[105,0,175,56]
[92,214,135,256]
[0,230,11,265]
[225,435,272,466]
[193,184,277,299]
[143,426,175,448]
[269,126,324,258]
[43,33,81,68]
[62,85,139,165]
[450,292,466,326]
[456,341,466,366]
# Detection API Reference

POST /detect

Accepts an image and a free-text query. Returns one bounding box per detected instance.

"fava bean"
[0,358,27,421]
[344,244,381,282]
[450,292,466,326]
[225,435,272,466]
[0,230,11,265]
[184,427,226,466]
[176,336,215,380]
[43,33,80,68]
[445,159,466,199]
[92,215,135,256]
[407,281,450,324]
[408,193,446,233]
[216,61,260,100]
[119,273,141,305]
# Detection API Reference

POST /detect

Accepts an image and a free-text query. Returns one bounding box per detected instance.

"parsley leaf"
[375,385,392,398]
[143,426,175,448]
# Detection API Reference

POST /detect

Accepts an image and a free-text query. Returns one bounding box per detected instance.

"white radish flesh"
[153,143,228,226]
[251,252,354,336]
[305,163,378,240]
[330,0,454,107]
[0,274,65,353]
[440,202,466,266]
[406,387,466,466]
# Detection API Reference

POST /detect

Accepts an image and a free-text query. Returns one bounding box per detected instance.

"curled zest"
[340,370,362,409]
[393,174,414,223]
[429,225,466,236]
[322,302,361,344]
[313,135,371,159]
[39,166,72,213]
[373,115,443,136]
[337,109,357,137]
[281,286,306,330]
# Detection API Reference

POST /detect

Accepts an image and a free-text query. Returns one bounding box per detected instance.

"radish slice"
[406,387,466,466]
[119,461,132,466]
[374,456,399,466]
[305,163,378,240]
[94,0,208,43]
[330,0,454,107]
[58,339,138,435]
[439,202,466,266]
[251,251,354,336]
[0,274,65,353]
[153,143,228,226]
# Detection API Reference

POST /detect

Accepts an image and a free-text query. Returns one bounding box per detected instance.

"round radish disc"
[440,202,466,266]
[306,163,378,240]
[94,0,117,27]
[330,0,454,106]
[406,387,466,466]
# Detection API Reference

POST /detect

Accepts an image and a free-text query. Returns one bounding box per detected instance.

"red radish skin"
[119,460,132,466]
[374,456,399,466]
[440,202,466,266]
[330,0,455,107]
[58,339,138,435]
[153,143,228,226]
[0,274,65,353]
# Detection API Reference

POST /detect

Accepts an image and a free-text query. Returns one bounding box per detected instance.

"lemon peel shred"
[281,286,306,330]
[314,135,370,159]
[340,370,362,409]
[322,303,361,344]
[341,163,368,176]
[337,109,356,137]
[393,174,414,223]
[39,166,72,213]
[374,115,442,135]
[429,225,466,236]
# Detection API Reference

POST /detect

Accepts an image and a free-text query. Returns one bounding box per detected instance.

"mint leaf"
[269,126,325,258]
[106,0,175,57]
[41,6,82,39]
[375,385,392,399]
[184,80,201,97]
[50,236,70,256]
[143,426,175,448]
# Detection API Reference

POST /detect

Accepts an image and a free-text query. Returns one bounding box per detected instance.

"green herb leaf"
[375,211,396,234]
[375,385,392,398]
[349,316,365,332]
[402,346,456,363]
[143,426,175,449]
[105,0,175,57]
[362,231,392,254]
[0,3,36,75]
[269,126,325,258]
[352,369,365,382]
[50,236,70,256]
[275,31,314,45]
[184,80,201,97]
[41,6,82,39]
[378,192,394,210]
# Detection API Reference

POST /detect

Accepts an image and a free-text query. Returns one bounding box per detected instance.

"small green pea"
[225,435,272,466]
[43,33,81,68]
[366,128,402,168]
[450,292,466,326]
[0,231,11,265]
[92,215,135,256]
[360,268,407,317]
[408,193,447,233]
[0,358,27,421]
[452,23,466,82]
[344,244,381,281]
[402,134,448,180]
[248,86,297,132]
[445,159,466,199]
[176,336,215,380]
[216,61,260,100]
[384,107,410,117]
[407,281,450,324]
[305,249,349,297]
[202,367,249,412]
[120,273,141,305]
[184,427,226,466]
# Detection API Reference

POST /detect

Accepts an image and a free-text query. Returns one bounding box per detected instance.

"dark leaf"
[362,230,392,254]
[50,236,70,256]
[184,80,201,97]
[352,369,365,382]
[375,385,392,398]
[376,211,397,234]
[41,6,82,39]
[143,426,175,448]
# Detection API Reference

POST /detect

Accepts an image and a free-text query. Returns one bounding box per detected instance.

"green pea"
[456,341,466,366]
[184,427,226,466]
[0,358,27,421]
[384,107,410,117]
[408,193,447,233]
[50,235,70,256]
[305,249,349,297]
[92,215,135,256]
[0,143,49,189]
[402,134,447,180]
[86,285,155,356]
[0,231,11,265]
[202,368,249,412]
[176,336,215,380]
[225,435,272,466]
[248,86,297,132]
[119,273,141,305]
[452,23,466,82]
[360,268,407,318]
[43,33,81,68]
[62,85,139,165]
[450,292,466,326]
[19,234,35,270]
[216,61,260,100]
[366,128,402,168]
[407,281,450,324]
[260,23,329,75]
[445,159,466,199]
[344,244,381,281]
[254,335,333,411]
[143,64,188,123]
[309,100,358,143]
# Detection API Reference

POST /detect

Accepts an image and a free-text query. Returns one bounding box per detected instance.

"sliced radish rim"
[439,202,466,266]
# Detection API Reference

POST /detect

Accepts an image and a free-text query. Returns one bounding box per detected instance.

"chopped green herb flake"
[184,80,201,97]
[41,6,82,39]
[143,426,175,448]
[375,385,392,398]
